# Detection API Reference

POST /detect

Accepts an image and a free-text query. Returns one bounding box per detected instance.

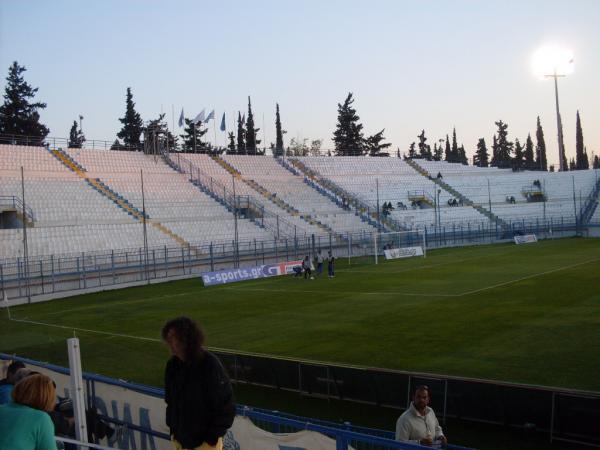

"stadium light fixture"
[532,44,574,172]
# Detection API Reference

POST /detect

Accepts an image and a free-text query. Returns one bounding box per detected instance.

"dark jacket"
[164,351,235,448]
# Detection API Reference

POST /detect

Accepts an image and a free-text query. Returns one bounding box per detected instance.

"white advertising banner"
[225,416,343,450]
[384,246,423,260]
[514,234,538,245]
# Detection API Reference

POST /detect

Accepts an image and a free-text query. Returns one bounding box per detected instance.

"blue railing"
[0,353,475,450]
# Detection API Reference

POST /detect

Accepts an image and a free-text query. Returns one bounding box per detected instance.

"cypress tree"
[513,138,524,171]
[593,155,599,169]
[333,92,364,156]
[523,134,535,170]
[451,128,459,163]
[236,112,245,153]
[458,145,468,165]
[444,135,451,162]
[274,103,284,157]
[227,132,236,151]
[569,158,576,171]
[433,143,443,161]
[474,138,489,167]
[575,110,589,170]
[491,135,498,166]
[407,142,417,158]
[0,61,49,141]
[116,87,143,149]
[245,96,260,155]
[535,116,547,171]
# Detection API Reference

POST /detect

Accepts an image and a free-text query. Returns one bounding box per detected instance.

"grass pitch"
[2,237,599,392]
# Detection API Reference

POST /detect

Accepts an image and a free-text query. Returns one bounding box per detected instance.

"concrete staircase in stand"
[405,158,511,231]
[50,148,195,250]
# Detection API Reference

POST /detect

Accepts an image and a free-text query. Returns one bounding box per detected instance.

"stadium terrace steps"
[211,155,337,236]
[50,148,197,252]
[580,175,600,225]
[287,157,398,232]
[406,158,511,230]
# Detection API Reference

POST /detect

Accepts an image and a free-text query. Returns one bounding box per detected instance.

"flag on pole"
[178,108,184,127]
[220,112,226,132]
[205,110,215,122]
[193,109,205,124]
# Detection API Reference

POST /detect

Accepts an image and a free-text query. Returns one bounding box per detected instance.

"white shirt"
[395,403,444,444]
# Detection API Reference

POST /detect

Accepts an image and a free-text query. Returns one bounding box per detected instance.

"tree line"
[1,61,598,170]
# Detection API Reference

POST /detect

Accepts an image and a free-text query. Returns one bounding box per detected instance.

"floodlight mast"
[547,70,567,171]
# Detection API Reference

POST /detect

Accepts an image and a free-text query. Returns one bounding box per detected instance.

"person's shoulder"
[397,407,413,422]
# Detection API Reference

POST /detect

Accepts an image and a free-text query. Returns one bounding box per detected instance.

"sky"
[1,0,599,167]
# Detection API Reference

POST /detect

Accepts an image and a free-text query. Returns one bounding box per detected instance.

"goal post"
[373,229,426,264]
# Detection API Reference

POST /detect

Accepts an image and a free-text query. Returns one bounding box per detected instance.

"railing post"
[111,250,115,285]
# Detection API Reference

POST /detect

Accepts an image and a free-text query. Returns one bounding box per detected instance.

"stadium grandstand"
[2,140,600,450]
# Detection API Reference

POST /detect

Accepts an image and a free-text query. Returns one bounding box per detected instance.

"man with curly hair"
[162,316,235,450]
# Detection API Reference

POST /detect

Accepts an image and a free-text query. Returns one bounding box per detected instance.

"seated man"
[0,361,25,405]
[396,385,447,448]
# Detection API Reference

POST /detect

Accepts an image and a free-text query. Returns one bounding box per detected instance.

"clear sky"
[1,0,599,166]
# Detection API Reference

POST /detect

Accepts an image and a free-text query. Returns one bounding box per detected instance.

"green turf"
[2,237,600,394]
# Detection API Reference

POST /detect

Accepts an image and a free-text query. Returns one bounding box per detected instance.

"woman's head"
[12,374,56,411]
[161,316,205,362]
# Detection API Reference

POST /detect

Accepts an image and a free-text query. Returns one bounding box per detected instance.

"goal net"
[373,229,426,264]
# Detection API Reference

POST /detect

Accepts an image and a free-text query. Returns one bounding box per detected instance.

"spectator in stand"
[327,251,335,278]
[436,172,443,179]
[162,316,235,450]
[396,385,447,448]
[0,360,25,405]
[0,373,58,450]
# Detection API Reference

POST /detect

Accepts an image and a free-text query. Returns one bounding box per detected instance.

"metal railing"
[0,195,35,221]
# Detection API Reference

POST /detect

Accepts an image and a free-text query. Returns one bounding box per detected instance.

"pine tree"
[116,87,143,149]
[236,112,245,154]
[523,134,535,170]
[490,120,513,168]
[444,135,451,162]
[68,120,85,148]
[569,158,576,171]
[0,61,49,141]
[110,139,122,150]
[593,155,600,169]
[575,110,589,170]
[245,96,261,155]
[417,130,432,160]
[535,116,547,171]
[227,132,236,151]
[364,129,391,157]
[274,103,285,157]
[512,138,524,171]
[473,138,489,167]
[180,118,208,153]
[333,92,364,156]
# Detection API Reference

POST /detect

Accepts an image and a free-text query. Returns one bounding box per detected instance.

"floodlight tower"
[532,45,574,172]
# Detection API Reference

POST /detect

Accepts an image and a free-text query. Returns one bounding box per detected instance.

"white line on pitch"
[221,287,459,297]
[8,317,162,342]
[459,258,600,296]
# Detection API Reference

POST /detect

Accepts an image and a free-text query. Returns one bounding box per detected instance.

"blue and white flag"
[193,109,205,124]
[220,112,226,132]
[178,108,184,127]
[205,109,215,122]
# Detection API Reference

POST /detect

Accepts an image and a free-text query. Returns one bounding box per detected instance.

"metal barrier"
[0,218,580,301]
[0,353,474,450]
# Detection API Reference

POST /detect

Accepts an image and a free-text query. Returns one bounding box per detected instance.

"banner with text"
[514,234,538,245]
[384,246,423,260]
[202,260,302,286]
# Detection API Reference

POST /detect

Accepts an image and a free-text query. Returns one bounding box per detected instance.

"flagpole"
[171,104,175,134]
[262,112,266,155]
[213,118,217,150]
